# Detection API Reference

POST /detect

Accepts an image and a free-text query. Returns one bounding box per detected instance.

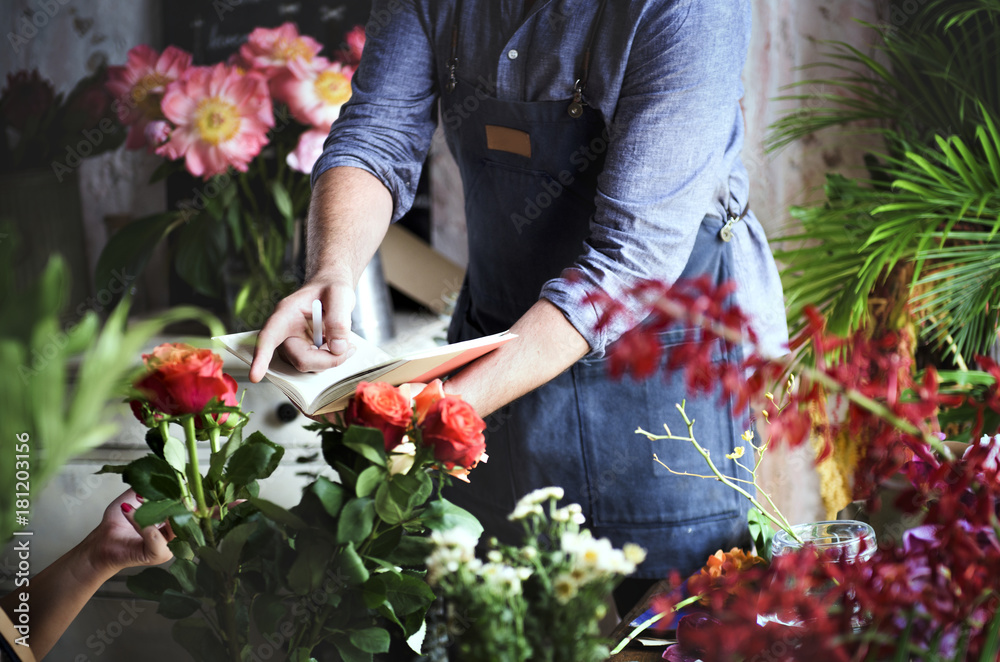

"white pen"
[312,299,323,349]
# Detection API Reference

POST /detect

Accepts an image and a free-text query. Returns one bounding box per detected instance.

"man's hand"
[250,277,358,382]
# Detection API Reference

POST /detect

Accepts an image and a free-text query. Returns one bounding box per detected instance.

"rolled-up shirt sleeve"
[540,0,749,358]
[311,0,439,222]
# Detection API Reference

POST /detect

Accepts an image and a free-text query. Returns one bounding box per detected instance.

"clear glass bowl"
[758,520,876,630]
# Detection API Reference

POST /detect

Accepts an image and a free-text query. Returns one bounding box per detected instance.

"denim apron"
[439,5,750,579]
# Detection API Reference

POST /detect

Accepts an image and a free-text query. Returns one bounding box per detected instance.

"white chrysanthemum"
[553,572,579,604]
[515,486,565,509]
[480,562,523,595]
[508,501,544,521]
[487,550,503,563]
[426,527,479,585]
[520,545,537,561]
[622,543,647,567]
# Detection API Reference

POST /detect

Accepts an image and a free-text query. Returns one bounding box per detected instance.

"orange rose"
[131,343,238,423]
[413,378,447,424]
[688,548,767,605]
[344,381,412,451]
[420,396,486,472]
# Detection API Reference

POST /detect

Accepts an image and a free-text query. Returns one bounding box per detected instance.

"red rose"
[420,396,486,471]
[131,343,238,423]
[344,382,412,451]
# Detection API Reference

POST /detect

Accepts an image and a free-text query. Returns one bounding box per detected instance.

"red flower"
[344,381,412,451]
[131,343,238,422]
[0,70,55,131]
[420,396,486,472]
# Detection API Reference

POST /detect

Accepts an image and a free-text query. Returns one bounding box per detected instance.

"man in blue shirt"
[251,0,787,611]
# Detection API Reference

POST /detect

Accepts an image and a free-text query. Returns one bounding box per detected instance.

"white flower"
[508,501,544,521]
[480,562,523,596]
[426,527,480,585]
[515,486,564,509]
[622,543,647,567]
[973,433,1000,471]
[387,441,416,476]
[552,503,586,525]
[553,572,578,604]
[487,550,503,563]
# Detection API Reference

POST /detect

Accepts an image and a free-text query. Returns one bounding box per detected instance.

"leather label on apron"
[485,124,532,158]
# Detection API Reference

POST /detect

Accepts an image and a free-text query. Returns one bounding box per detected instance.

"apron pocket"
[573,327,748,528]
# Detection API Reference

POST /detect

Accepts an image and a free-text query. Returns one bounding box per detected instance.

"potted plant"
[765,0,1000,518]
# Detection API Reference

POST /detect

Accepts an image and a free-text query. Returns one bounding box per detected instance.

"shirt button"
[507,49,518,60]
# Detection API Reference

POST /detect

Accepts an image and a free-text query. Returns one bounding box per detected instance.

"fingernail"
[329,339,349,355]
[121,503,134,513]
[136,494,144,503]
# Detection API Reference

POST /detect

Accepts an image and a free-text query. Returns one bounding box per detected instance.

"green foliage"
[114,410,479,661]
[0,228,219,544]
[747,507,776,563]
[770,0,1000,369]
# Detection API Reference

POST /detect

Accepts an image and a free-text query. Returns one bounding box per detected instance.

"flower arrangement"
[427,487,646,662]
[593,276,1000,660]
[106,347,486,662]
[97,23,365,326]
[0,66,125,175]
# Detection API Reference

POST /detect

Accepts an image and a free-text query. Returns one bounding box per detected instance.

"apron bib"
[439,10,750,578]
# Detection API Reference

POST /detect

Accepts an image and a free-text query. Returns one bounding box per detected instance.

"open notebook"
[214,329,516,416]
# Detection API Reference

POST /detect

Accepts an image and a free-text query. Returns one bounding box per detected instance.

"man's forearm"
[306,166,394,286]
[445,299,590,417]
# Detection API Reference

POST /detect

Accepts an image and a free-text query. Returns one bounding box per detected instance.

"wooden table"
[607,580,674,662]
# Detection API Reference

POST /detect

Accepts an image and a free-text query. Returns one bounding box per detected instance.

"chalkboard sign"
[162,0,373,65]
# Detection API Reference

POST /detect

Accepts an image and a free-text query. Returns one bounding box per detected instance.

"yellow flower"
[726,446,745,460]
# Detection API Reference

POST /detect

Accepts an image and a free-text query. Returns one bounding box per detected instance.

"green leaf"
[748,508,776,562]
[169,558,198,594]
[332,637,372,662]
[382,572,435,619]
[342,426,387,467]
[388,535,434,566]
[355,466,384,498]
[419,499,484,538]
[158,589,201,619]
[174,212,227,298]
[252,594,287,640]
[126,567,180,601]
[311,476,347,518]
[172,617,229,662]
[162,435,187,474]
[134,499,189,528]
[208,424,243,481]
[374,482,407,525]
[337,497,376,544]
[271,179,294,225]
[219,521,257,569]
[362,575,387,609]
[336,542,370,586]
[94,212,182,308]
[248,497,308,530]
[123,455,183,502]
[350,628,390,654]
[225,432,285,486]
[287,533,332,595]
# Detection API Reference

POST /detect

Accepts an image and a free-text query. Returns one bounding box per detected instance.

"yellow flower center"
[274,37,314,63]
[194,98,241,145]
[314,70,352,107]
[133,73,170,119]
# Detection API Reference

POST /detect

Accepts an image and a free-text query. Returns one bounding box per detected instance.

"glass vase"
[758,520,876,630]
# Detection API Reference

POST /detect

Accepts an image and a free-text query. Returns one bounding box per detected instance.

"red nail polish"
[136,494,144,503]
[121,503,134,513]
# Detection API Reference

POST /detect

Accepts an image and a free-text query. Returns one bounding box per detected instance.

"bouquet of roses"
[427,487,645,662]
[110,354,487,662]
[97,23,365,326]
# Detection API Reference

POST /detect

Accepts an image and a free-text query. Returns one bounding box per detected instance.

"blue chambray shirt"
[313,0,788,359]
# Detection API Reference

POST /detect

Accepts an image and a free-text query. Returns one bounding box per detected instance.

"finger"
[158,520,176,543]
[251,296,309,382]
[279,336,357,372]
[321,287,355,356]
[121,503,172,565]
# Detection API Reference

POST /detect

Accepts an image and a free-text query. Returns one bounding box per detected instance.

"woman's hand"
[82,489,174,578]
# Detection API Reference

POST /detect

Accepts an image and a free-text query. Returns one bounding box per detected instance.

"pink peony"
[271,57,354,129]
[105,45,191,150]
[341,25,366,67]
[237,22,322,76]
[286,127,328,174]
[157,64,274,178]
